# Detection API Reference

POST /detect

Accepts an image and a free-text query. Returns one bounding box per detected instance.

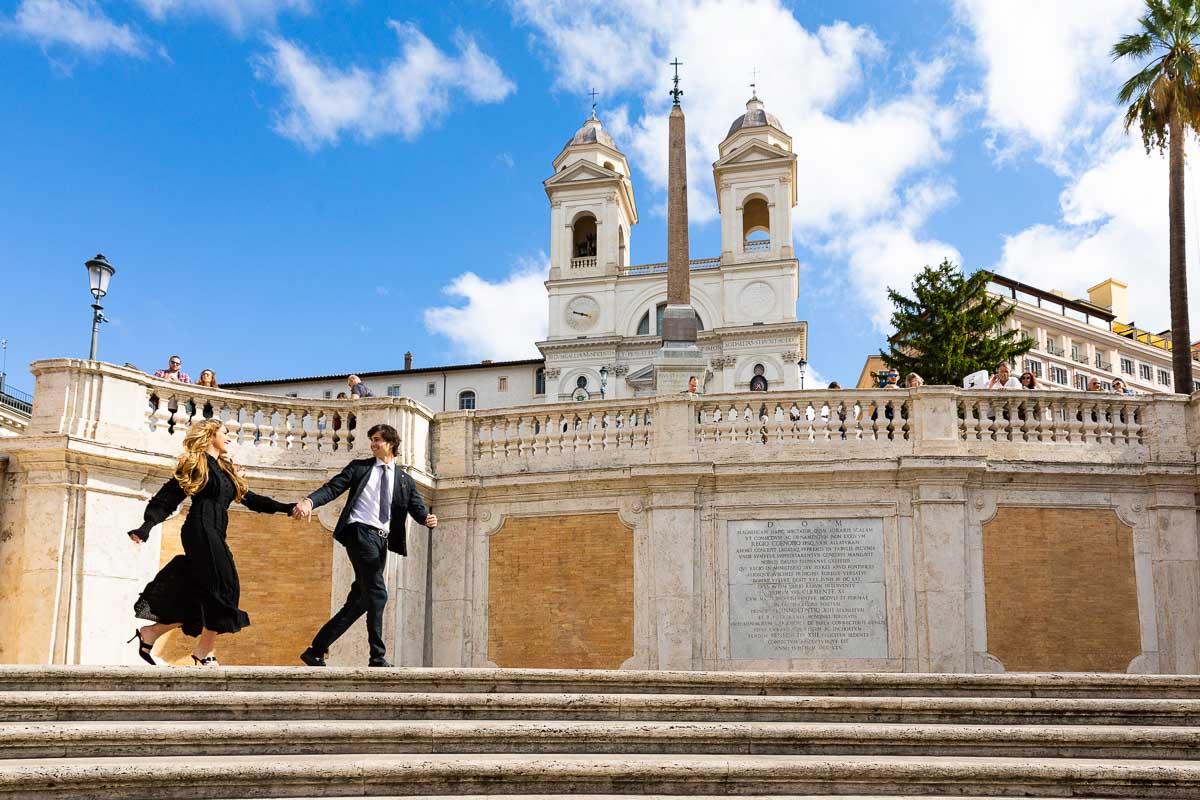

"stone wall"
[982,507,1141,672]
[487,513,634,669]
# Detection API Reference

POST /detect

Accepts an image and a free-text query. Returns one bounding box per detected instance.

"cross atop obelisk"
[654,58,707,394]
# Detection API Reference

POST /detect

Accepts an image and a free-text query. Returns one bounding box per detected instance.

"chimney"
[404,351,412,371]
[481,359,493,365]
[1087,279,1129,323]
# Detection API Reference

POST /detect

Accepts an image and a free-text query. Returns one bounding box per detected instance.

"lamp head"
[599,365,608,383]
[85,254,115,301]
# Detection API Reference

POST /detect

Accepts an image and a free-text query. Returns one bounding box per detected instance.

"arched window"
[637,302,704,336]
[603,161,615,171]
[458,390,476,410]
[572,213,597,259]
[535,367,546,395]
[743,196,770,250]
[749,363,768,392]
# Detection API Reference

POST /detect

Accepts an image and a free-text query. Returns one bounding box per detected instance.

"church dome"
[727,95,784,137]
[566,112,618,150]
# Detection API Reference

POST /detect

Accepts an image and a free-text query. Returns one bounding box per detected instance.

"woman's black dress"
[129,456,293,636]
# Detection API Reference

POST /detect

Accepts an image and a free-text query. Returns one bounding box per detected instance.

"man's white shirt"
[348,458,396,530]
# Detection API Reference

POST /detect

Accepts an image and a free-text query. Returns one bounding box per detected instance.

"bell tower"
[712,92,797,263]
[544,111,638,282]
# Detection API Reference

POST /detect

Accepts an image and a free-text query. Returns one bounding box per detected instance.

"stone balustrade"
[570,256,597,269]
[443,388,1177,477]
[19,359,435,476]
[744,238,771,253]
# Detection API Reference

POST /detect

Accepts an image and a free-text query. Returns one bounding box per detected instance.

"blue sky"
[0,0,1188,392]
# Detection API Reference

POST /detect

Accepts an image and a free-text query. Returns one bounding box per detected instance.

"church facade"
[229,95,807,405]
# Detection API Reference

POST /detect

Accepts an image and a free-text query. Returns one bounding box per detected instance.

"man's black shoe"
[300,647,327,667]
[368,658,393,667]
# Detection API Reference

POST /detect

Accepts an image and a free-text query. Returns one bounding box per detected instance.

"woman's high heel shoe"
[191,654,219,667]
[127,629,156,666]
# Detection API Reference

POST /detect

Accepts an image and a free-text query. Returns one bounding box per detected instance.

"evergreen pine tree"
[881,260,1034,386]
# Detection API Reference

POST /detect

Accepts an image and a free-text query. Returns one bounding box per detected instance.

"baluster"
[312,409,328,452]
[979,399,997,441]
[958,400,974,441]
[818,400,833,442]
[1063,399,1082,442]
[149,392,173,434]
[1098,401,1114,445]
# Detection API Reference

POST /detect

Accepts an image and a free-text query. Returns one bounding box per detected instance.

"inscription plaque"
[727,518,886,660]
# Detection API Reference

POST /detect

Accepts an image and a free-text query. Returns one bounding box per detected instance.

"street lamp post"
[798,357,807,390]
[85,254,115,361]
[599,365,609,399]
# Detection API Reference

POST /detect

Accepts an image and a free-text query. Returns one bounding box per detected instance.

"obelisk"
[655,59,708,394]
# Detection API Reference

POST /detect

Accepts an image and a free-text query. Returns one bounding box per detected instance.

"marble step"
[1,665,1196,698]
[0,720,1195,760]
[1,752,1198,799]
[4,690,1199,726]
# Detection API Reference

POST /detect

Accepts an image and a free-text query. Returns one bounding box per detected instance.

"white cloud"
[958,0,1195,335]
[989,125,1200,333]
[256,22,516,149]
[424,255,549,361]
[955,0,1142,168]
[10,0,147,57]
[830,180,963,330]
[513,0,961,332]
[134,0,308,34]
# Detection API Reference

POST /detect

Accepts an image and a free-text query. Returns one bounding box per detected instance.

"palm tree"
[1113,0,1200,394]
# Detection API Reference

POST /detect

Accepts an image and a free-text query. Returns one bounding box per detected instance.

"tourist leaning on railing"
[987,362,1021,389]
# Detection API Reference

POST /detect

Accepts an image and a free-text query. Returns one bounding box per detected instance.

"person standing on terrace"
[154,355,190,383]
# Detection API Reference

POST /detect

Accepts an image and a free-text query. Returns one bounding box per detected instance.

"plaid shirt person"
[155,356,191,384]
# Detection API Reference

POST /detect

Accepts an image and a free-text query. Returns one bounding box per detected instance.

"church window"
[572,213,598,258]
[458,390,476,410]
[749,363,768,392]
[637,302,705,336]
[742,196,770,249]
[576,375,588,389]
[535,368,546,395]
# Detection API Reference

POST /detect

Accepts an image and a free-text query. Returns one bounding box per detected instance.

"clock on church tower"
[564,296,600,332]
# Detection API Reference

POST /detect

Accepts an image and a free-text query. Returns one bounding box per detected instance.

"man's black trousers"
[311,522,389,661]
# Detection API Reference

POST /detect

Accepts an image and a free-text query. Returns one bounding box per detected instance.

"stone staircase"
[0,667,1198,798]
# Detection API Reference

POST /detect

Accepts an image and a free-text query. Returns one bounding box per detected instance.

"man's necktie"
[378,464,391,526]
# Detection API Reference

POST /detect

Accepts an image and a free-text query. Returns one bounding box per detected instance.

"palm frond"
[1113,30,1155,59]
[1117,58,1166,104]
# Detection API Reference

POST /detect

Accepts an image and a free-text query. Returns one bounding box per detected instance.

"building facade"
[992,274,1200,394]
[858,273,1200,392]
[229,95,807,406]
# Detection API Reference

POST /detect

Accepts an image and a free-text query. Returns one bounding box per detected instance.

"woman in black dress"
[127,418,294,666]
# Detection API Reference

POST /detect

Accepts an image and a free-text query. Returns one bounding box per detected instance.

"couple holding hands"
[127,418,437,668]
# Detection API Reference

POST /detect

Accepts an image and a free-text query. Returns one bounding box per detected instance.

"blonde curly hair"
[174,419,247,501]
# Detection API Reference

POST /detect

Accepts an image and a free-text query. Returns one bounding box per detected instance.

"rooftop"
[223,357,544,389]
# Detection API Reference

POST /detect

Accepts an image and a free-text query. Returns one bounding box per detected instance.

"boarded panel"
[488,513,634,669]
[983,507,1140,672]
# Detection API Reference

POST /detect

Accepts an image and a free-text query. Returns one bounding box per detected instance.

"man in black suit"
[292,423,437,667]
